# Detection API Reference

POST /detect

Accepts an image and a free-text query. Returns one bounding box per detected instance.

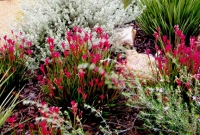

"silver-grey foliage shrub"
[14,0,143,69]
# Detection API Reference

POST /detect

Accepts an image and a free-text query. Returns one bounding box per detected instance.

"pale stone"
[125,49,157,80]
[113,26,136,47]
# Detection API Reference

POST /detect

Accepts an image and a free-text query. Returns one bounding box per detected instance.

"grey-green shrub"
[15,0,143,69]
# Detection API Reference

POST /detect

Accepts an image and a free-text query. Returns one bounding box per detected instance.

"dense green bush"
[15,0,143,69]
[136,0,200,48]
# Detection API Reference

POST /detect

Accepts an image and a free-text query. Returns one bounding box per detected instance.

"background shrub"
[15,0,143,69]
[136,0,200,48]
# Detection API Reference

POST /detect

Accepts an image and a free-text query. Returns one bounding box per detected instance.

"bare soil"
[0,0,20,42]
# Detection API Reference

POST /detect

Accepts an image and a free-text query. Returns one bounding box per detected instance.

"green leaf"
[123,0,132,9]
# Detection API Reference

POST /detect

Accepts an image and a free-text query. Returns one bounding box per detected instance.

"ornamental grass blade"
[123,0,132,9]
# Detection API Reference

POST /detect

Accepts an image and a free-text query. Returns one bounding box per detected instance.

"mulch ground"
[0,22,155,135]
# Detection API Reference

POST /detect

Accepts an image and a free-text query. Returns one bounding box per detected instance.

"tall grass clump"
[15,0,143,69]
[136,0,200,48]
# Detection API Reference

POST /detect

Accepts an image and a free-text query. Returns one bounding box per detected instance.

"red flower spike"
[98,41,103,48]
[78,27,83,33]
[100,70,106,77]
[162,35,168,43]
[165,44,172,53]
[64,70,70,78]
[78,87,82,94]
[194,74,200,80]
[29,123,34,129]
[49,106,61,114]
[173,49,177,57]
[6,116,16,123]
[94,67,99,72]
[45,57,49,65]
[27,41,32,47]
[20,52,24,58]
[37,75,42,81]
[61,42,65,49]
[98,80,104,87]
[82,54,87,61]
[72,35,78,41]
[99,94,105,100]
[64,50,69,58]
[155,57,163,70]
[78,69,85,79]
[73,26,79,32]
[54,77,62,86]
[21,38,25,44]
[92,44,98,50]
[103,40,110,50]
[103,33,109,40]
[69,43,75,51]
[19,44,23,50]
[47,37,54,52]
[145,49,150,56]
[47,37,54,45]
[52,51,60,58]
[7,39,12,44]
[66,31,72,43]
[91,54,102,64]
[103,61,108,67]
[94,26,103,35]
[3,35,7,41]
[41,78,46,85]
[185,81,190,89]
[78,111,83,118]
[27,50,32,55]
[39,64,45,73]
[156,27,161,33]
[71,100,78,115]
[83,93,87,100]
[94,78,99,84]
[89,80,94,87]
[153,32,159,40]
[179,57,186,64]
[40,120,50,135]
[176,79,182,86]
[9,45,14,54]
[18,124,23,129]
[83,32,89,42]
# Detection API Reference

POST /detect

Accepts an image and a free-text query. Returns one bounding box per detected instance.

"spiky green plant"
[0,68,21,128]
[136,0,200,48]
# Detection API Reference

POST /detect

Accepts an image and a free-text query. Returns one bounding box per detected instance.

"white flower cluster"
[14,0,143,69]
